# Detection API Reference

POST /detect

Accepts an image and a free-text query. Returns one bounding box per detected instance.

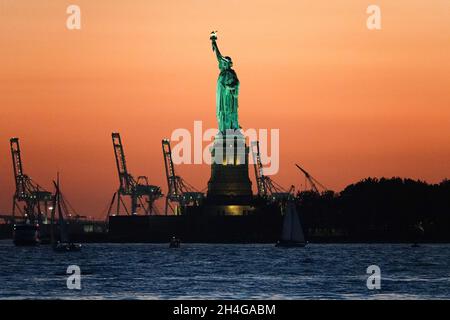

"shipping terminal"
[2,132,309,244]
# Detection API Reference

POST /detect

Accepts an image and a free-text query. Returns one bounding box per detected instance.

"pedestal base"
[206,131,253,209]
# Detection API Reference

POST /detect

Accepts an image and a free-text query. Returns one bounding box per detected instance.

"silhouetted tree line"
[296,177,450,242]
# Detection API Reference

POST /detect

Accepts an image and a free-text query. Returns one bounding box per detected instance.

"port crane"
[10,138,53,224]
[107,133,162,216]
[295,164,327,194]
[162,139,204,215]
[250,140,294,202]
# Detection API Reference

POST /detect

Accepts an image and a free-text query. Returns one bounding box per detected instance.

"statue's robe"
[216,64,240,132]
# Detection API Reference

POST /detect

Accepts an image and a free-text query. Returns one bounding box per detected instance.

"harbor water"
[1,241,449,299]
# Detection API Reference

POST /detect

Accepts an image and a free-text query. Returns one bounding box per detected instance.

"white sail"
[281,205,292,241]
[281,202,305,243]
[290,203,305,243]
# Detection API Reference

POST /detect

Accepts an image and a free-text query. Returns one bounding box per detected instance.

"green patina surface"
[210,31,240,132]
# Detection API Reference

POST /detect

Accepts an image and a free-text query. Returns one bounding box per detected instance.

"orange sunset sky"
[0,0,449,217]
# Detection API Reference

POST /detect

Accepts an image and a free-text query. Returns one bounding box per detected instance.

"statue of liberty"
[210,31,240,132]
[207,31,253,202]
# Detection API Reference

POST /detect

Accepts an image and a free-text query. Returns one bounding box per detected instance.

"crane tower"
[107,133,163,216]
[162,139,203,215]
[250,140,294,202]
[295,164,328,194]
[10,137,53,224]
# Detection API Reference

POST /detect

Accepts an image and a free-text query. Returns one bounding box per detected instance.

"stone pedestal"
[206,131,253,207]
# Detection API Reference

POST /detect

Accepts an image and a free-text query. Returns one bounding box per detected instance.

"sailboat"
[276,201,306,247]
[411,221,425,248]
[50,174,81,252]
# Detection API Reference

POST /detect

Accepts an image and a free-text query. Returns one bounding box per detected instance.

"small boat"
[411,221,425,248]
[54,242,82,252]
[276,201,306,247]
[169,236,181,248]
[50,174,82,252]
[13,223,40,246]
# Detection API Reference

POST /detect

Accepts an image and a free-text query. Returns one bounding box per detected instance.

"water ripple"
[1,241,449,299]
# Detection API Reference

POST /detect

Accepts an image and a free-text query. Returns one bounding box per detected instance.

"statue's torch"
[210,30,218,41]
[210,31,218,52]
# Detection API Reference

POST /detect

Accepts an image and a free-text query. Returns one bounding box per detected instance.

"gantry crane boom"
[10,138,52,223]
[108,133,162,217]
[162,139,203,215]
[10,138,27,198]
[295,164,327,193]
[112,132,133,194]
[250,140,294,201]
[162,139,180,204]
[250,141,267,197]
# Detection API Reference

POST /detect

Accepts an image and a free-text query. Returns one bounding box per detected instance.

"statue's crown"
[222,56,232,63]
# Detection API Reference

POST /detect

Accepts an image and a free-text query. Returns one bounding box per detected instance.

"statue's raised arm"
[210,31,223,63]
